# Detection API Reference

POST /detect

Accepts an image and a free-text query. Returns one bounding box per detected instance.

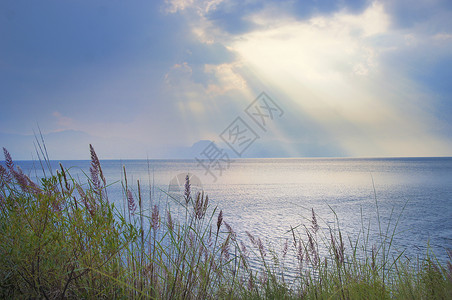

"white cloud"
[226,1,452,156]
[231,2,388,93]
[335,2,390,37]
[163,60,251,143]
[165,61,247,97]
[164,0,195,14]
[204,63,247,94]
[165,0,231,44]
[162,0,452,157]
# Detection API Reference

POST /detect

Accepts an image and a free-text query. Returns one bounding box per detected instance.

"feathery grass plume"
[203,194,209,214]
[25,172,40,193]
[0,163,11,185]
[290,225,297,248]
[0,164,7,177]
[194,191,205,219]
[246,231,257,247]
[151,204,160,230]
[311,208,319,233]
[167,210,174,231]
[240,240,249,257]
[127,190,136,215]
[195,191,209,219]
[307,229,315,254]
[12,166,28,190]
[371,244,377,271]
[257,237,266,257]
[75,182,86,199]
[282,239,288,259]
[330,231,345,265]
[221,234,231,261]
[297,240,304,271]
[217,210,223,234]
[2,148,29,191]
[239,240,250,272]
[188,231,196,249]
[89,144,106,186]
[224,221,236,241]
[306,229,318,266]
[184,173,191,204]
[90,159,101,192]
[13,165,40,193]
[3,147,14,172]
[1,148,40,193]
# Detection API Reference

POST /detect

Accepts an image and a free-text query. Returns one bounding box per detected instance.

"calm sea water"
[11,157,452,265]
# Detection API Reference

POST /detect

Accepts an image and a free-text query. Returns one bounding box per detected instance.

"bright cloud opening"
[223,1,452,156]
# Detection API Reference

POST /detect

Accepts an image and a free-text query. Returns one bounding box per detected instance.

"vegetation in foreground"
[0,145,451,299]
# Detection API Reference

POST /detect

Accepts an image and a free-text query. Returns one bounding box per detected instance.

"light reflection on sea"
[12,157,452,269]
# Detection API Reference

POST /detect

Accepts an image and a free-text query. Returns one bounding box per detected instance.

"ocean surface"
[10,157,452,266]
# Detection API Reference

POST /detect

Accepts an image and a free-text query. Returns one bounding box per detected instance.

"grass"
[1,145,452,299]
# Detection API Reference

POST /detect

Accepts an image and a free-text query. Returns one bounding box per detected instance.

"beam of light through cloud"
[166,0,452,157]
[1,0,452,158]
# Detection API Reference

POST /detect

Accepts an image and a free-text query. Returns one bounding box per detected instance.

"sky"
[1,0,452,160]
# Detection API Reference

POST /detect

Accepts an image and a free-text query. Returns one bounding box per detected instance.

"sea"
[7,157,452,267]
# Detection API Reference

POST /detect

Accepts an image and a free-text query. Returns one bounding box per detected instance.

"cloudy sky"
[1,0,452,159]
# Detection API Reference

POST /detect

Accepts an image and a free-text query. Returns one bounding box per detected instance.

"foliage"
[1,146,451,299]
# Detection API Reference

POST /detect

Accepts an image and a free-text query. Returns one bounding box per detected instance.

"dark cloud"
[0,0,189,135]
[383,0,452,29]
[204,1,264,34]
[201,0,370,35]
[2,0,452,158]
[290,0,369,19]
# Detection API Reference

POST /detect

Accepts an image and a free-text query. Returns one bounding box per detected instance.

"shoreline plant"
[0,145,451,299]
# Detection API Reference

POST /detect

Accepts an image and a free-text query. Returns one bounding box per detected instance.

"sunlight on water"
[15,157,452,267]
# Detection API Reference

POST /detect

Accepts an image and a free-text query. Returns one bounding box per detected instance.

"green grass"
[1,145,451,299]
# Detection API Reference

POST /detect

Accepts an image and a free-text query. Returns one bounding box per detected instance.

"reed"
[0,145,451,299]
